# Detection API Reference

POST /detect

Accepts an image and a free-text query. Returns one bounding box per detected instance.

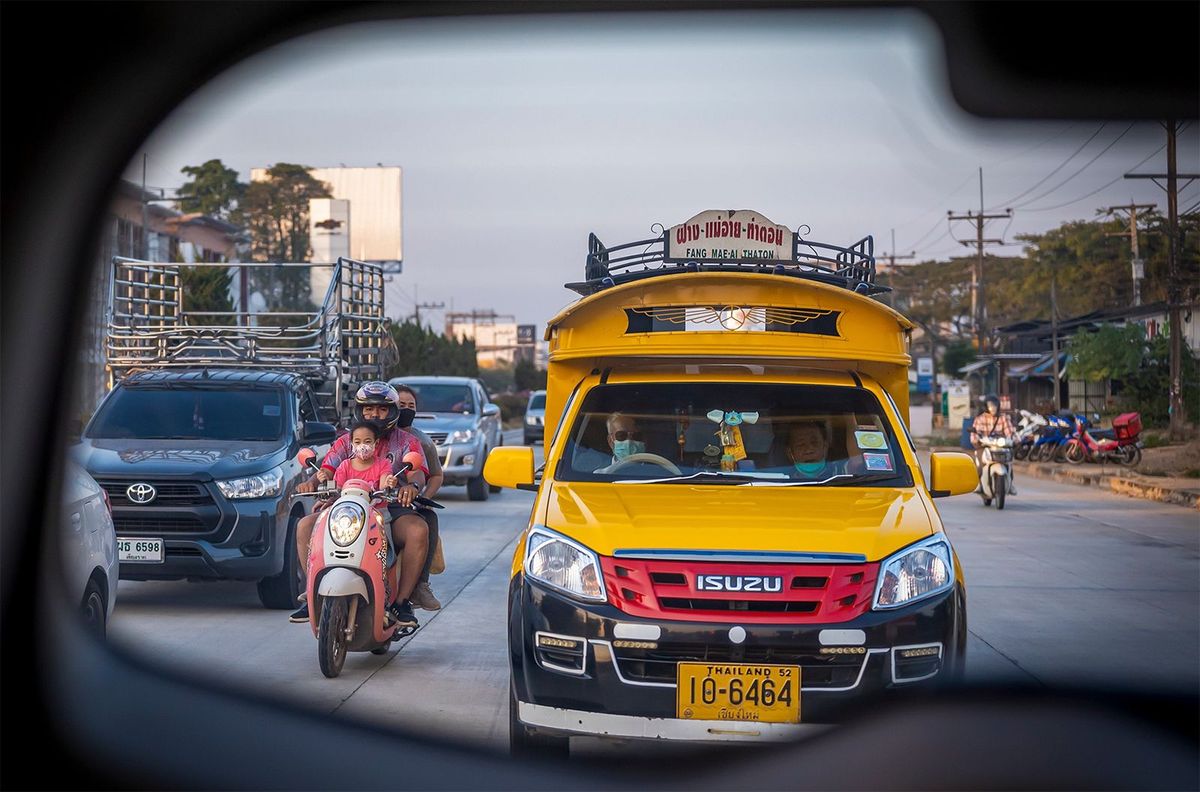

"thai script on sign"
[666,209,794,263]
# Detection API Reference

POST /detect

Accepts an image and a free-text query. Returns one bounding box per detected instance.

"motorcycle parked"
[293,448,441,678]
[977,434,1015,509]
[1064,412,1143,467]
[1029,413,1073,463]
[1014,410,1047,461]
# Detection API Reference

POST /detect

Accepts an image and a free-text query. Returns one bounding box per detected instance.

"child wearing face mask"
[333,421,400,491]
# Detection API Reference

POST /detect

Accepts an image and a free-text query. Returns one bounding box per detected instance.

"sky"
[123,9,1200,329]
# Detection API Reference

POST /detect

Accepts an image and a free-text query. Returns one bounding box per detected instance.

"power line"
[988,123,1107,210]
[1010,123,1136,209]
[892,172,977,232]
[949,168,1013,352]
[1021,142,1167,213]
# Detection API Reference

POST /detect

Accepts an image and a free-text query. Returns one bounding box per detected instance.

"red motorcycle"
[1064,412,1142,467]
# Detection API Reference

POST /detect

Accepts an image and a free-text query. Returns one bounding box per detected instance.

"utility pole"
[1126,121,1199,440]
[1050,259,1062,411]
[878,228,916,308]
[1103,202,1156,307]
[948,168,1013,355]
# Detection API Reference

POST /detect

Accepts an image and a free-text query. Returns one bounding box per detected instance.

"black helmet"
[353,381,401,432]
[983,394,1000,411]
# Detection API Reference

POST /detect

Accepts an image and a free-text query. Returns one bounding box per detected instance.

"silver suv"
[388,375,503,501]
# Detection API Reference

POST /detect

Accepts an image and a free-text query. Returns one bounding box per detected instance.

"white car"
[62,461,118,638]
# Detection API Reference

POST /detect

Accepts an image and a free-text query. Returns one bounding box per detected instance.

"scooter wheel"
[994,473,1006,509]
[1118,445,1142,467]
[1064,443,1086,464]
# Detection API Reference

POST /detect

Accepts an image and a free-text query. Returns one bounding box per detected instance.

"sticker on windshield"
[262,405,281,416]
[862,453,893,472]
[854,431,888,450]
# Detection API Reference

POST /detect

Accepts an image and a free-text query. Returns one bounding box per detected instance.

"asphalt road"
[107,430,1199,755]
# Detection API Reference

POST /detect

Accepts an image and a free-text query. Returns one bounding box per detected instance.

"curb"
[917,443,1200,510]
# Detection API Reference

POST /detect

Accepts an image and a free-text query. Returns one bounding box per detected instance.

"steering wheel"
[599,453,682,475]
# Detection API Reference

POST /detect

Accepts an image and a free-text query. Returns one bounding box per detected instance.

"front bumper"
[114,494,287,582]
[510,576,965,738]
[439,439,485,483]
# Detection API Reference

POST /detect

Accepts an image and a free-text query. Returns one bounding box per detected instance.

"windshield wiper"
[746,472,900,487]
[615,470,770,485]
[822,473,901,487]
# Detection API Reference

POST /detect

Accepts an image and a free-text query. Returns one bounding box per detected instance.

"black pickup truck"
[71,369,338,609]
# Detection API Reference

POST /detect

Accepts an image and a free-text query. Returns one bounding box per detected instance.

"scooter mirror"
[297,447,318,470]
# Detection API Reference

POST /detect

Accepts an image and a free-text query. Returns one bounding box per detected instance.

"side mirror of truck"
[484,446,536,491]
[928,452,978,498]
[301,421,338,445]
[482,403,500,418]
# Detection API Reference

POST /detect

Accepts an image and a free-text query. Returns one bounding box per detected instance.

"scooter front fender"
[318,567,370,600]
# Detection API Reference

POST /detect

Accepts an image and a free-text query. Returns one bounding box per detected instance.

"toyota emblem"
[126,483,157,504]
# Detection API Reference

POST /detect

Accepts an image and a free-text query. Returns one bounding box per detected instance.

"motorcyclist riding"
[970,394,1017,496]
[290,382,430,628]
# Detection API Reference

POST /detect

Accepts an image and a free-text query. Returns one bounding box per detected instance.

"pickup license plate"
[118,537,164,563]
[676,663,800,724]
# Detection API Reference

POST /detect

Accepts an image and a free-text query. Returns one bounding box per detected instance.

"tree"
[179,267,234,325]
[513,356,547,392]
[941,340,976,377]
[1067,324,1147,382]
[386,320,479,378]
[177,159,244,220]
[235,164,331,310]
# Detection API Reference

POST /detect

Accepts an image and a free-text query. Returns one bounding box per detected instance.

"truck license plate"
[118,537,164,563]
[676,663,800,723]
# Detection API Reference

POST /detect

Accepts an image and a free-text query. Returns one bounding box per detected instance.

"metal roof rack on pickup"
[566,210,883,297]
[104,256,392,421]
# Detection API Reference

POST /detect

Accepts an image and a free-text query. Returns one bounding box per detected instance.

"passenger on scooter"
[391,383,444,612]
[970,395,1017,495]
[291,382,429,628]
[331,421,403,490]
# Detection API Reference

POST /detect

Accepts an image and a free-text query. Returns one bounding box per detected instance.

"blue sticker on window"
[262,405,281,416]
[863,453,893,472]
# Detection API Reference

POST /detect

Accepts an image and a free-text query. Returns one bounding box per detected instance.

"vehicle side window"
[298,389,318,423]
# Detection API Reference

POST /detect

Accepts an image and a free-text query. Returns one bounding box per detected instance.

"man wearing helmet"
[290,382,430,628]
[970,394,1017,495]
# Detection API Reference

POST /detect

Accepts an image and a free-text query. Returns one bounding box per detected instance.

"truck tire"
[257,513,303,609]
[467,474,490,501]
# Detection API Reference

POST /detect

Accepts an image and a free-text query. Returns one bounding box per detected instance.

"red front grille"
[600,556,878,624]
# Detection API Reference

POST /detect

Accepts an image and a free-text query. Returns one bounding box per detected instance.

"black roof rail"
[568,221,885,297]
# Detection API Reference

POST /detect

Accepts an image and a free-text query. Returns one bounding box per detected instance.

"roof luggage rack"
[568,210,883,297]
[105,256,392,421]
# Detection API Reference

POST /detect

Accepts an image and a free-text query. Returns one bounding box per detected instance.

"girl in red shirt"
[333,421,401,491]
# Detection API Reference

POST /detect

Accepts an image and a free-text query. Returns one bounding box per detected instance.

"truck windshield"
[558,382,911,487]
[407,384,475,414]
[528,393,546,410]
[87,387,285,442]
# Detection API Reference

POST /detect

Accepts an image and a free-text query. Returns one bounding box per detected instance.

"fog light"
[899,646,940,659]
[613,640,658,649]
[462,454,476,466]
[820,646,867,655]
[536,634,583,651]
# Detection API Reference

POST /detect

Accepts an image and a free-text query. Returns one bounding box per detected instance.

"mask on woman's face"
[613,439,646,460]
[794,461,826,475]
[396,408,416,428]
[352,442,375,460]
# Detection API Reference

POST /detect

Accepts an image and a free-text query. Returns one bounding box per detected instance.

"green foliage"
[236,164,331,311]
[1118,335,1200,426]
[177,159,244,219]
[941,340,977,377]
[490,392,528,423]
[386,320,479,378]
[514,356,547,392]
[477,365,515,395]
[1067,324,1147,382]
[179,267,234,325]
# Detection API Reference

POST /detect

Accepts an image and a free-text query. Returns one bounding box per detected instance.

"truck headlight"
[216,466,283,499]
[524,526,606,602]
[448,428,478,444]
[328,503,365,547]
[873,535,954,610]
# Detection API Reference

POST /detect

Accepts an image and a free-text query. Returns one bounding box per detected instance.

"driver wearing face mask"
[605,413,645,465]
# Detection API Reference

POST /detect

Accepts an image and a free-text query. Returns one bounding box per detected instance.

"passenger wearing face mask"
[784,420,848,480]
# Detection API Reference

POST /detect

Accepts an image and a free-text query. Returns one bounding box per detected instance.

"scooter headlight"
[328,503,365,547]
[873,535,954,610]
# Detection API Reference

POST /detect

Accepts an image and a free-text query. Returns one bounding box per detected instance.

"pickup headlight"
[216,466,283,499]
[328,503,365,547]
[524,526,606,602]
[873,535,954,610]
[448,428,478,444]
[525,414,543,426]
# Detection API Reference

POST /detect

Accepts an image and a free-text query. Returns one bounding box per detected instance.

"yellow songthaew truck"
[485,210,978,754]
